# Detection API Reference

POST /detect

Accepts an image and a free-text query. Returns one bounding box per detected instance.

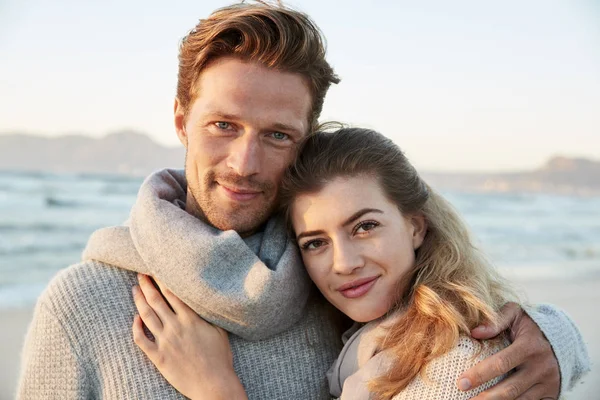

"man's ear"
[410,214,428,250]
[174,98,188,148]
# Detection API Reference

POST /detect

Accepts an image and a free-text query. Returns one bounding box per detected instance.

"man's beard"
[188,169,278,235]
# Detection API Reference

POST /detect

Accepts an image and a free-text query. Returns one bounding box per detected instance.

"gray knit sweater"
[17,170,590,399]
[18,262,342,399]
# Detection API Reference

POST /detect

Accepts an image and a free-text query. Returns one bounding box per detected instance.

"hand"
[132,274,248,400]
[457,302,560,400]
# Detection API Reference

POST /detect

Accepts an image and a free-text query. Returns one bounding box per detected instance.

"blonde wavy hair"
[279,127,514,399]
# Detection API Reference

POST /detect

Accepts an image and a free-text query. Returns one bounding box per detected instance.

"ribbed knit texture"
[18,261,342,399]
[388,337,507,400]
[335,337,507,400]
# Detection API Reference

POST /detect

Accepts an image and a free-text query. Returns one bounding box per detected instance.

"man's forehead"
[190,57,312,126]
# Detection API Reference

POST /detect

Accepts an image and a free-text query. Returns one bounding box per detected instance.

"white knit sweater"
[336,336,507,399]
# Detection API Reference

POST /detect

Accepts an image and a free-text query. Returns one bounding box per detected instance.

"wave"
[44,196,90,208]
[0,243,86,256]
[0,170,56,179]
[0,223,93,233]
[43,195,134,209]
[76,172,144,184]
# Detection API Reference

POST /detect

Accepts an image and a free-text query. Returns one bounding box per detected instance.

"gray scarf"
[82,169,311,341]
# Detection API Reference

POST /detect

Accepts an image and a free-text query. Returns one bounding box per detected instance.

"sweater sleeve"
[339,337,507,400]
[17,300,91,399]
[523,303,590,396]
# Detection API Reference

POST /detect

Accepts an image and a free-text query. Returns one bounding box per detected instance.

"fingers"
[132,285,163,334]
[514,384,547,400]
[137,274,176,325]
[472,302,522,339]
[132,314,158,355]
[458,341,529,393]
[468,370,532,400]
[152,278,196,318]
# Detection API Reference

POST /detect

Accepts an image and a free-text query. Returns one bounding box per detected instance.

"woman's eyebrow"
[296,208,383,241]
[342,208,383,227]
[296,229,325,241]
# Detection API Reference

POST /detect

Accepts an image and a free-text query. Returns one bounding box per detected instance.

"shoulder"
[37,260,137,329]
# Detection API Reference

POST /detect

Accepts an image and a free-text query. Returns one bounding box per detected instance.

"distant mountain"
[0,131,185,176]
[422,156,600,196]
[1,131,598,195]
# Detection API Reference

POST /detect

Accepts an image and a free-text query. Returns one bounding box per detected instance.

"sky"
[0,0,599,172]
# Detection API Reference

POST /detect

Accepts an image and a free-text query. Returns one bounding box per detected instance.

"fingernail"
[132,285,139,295]
[458,378,471,391]
[472,325,487,334]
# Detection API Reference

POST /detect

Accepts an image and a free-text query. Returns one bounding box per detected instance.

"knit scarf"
[82,169,311,341]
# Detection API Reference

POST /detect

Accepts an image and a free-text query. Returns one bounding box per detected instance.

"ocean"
[1,170,599,309]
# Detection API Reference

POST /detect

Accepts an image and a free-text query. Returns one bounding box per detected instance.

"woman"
[131,127,514,399]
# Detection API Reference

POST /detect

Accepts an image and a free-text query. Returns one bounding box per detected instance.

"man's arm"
[458,302,590,399]
[524,304,590,394]
[18,300,91,399]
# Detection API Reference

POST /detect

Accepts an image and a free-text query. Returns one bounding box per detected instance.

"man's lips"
[218,183,262,202]
[337,276,379,299]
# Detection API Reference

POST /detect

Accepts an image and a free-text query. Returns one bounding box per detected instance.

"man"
[18,2,588,399]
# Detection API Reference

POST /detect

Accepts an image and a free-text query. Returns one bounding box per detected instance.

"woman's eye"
[301,239,326,251]
[355,221,379,234]
[215,121,231,130]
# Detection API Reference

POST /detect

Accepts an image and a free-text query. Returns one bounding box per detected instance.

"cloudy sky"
[1,0,598,171]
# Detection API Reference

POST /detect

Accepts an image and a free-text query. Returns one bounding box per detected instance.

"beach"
[1,275,597,400]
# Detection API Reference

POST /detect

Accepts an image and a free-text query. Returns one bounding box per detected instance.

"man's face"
[174,56,312,235]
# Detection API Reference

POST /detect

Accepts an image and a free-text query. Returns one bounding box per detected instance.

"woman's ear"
[410,214,427,250]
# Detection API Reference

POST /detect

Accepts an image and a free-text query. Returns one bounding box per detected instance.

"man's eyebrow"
[295,208,383,241]
[270,122,304,136]
[204,111,241,121]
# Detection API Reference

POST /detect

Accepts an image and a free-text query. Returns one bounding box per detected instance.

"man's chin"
[208,211,269,235]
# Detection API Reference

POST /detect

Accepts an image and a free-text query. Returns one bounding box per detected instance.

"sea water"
[1,170,599,308]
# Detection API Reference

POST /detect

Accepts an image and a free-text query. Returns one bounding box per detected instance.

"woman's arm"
[131,273,248,400]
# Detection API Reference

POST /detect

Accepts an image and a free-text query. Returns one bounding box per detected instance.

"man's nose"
[226,133,261,177]
[332,239,365,275]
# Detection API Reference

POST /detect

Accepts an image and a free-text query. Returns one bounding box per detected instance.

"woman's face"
[291,175,427,322]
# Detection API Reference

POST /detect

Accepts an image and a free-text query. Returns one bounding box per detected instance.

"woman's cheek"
[305,262,328,291]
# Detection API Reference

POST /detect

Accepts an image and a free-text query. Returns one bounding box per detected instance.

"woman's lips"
[338,276,379,299]
[218,183,261,202]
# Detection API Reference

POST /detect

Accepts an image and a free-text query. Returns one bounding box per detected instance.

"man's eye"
[269,132,289,141]
[215,122,231,130]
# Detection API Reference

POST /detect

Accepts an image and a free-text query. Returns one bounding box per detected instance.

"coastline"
[1,276,597,400]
